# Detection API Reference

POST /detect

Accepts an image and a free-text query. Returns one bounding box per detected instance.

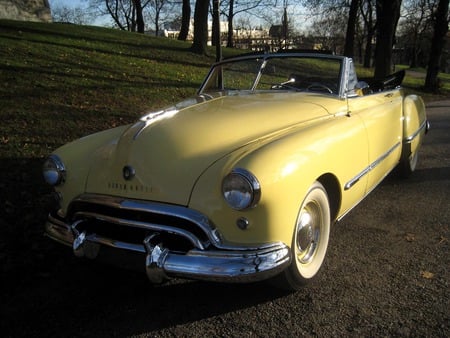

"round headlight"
[43,155,66,186]
[222,168,261,210]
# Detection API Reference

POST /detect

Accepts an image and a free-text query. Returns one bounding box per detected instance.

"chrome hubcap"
[296,204,320,264]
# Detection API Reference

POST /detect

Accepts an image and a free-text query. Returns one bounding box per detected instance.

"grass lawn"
[0,20,221,159]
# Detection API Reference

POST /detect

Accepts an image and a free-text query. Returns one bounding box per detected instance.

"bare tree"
[226,0,236,47]
[52,5,94,24]
[133,0,145,32]
[300,1,348,54]
[344,0,360,57]
[87,0,152,32]
[373,0,402,78]
[281,3,288,48]
[178,0,191,40]
[424,0,449,92]
[398,0,436,68]
[302,0,363,57]
[212,0,220,47]
[360,0,376,67]
[221,0,267,48]
[191,0,210,54]
[145,0,176,36]
[98,0,137,31]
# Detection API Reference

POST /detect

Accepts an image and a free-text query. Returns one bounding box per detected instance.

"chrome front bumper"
[45,212,291,284]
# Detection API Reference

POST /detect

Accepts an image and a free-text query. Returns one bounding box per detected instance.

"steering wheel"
[306,83,333,94]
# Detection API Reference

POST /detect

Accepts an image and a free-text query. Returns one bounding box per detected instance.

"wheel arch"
[317,173,341,223]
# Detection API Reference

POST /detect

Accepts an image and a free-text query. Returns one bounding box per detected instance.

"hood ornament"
[134,108,179,140]
[123,165,136,180]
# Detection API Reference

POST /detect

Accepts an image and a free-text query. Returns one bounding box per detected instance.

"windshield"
[200,55,344,96]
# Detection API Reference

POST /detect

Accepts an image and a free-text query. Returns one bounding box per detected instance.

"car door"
[347,89,403,193]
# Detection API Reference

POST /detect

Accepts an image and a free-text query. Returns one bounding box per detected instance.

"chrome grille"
[66,194,220,252]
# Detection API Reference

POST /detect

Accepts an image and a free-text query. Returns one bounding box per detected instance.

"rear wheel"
[400,149,418,178]
[272,181,331,290]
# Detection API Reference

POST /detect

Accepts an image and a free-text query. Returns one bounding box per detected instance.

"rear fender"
[402,95,427,157]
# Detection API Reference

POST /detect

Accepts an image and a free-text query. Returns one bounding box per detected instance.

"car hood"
[85,92,331,205]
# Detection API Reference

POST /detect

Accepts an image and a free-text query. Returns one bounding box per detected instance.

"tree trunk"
[132,0,145,33]
[344,0,360,58]
[212,0,219,46]
[424,0,449,92]
[374,0,401,78]
[360,0,375,68]
[191,0,210,55]
[227,0,235,48]
[363,24,375,68]
[178,0,191,41]
[282,6,288,49]
[155,9,160,36]
[212,0,222,61]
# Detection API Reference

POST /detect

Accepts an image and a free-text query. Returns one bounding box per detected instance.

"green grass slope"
[0,20,225,158]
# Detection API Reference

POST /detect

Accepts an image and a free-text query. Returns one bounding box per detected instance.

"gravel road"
[1,101,449,337]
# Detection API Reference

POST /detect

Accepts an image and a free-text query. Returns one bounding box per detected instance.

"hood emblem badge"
[123,165,136,180]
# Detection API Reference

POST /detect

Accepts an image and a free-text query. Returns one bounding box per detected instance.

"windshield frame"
[198,53,349,98]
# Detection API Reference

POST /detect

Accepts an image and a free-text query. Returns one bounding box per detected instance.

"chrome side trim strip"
[344,166,371,191]
[338,161,398,222]
[405,120,427,143]
[344,141,401,190]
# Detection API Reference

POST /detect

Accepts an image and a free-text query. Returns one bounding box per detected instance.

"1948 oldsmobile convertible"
[43,52,429,290]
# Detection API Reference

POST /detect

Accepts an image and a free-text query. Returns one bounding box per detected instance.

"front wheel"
[272,181,331,290]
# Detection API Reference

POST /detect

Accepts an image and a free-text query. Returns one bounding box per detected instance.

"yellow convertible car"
[43,52,429,290]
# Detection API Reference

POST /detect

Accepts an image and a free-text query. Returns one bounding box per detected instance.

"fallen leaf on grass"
[405,233,416,242]
[420,271,434,279]
[438,236,448,244]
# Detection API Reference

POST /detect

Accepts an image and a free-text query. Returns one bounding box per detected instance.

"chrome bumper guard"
[45,212,291,283]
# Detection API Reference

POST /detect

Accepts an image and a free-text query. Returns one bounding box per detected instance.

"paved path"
[426,99,450,109]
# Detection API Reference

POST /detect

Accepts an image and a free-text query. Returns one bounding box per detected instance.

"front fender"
[189,113,368,247]
[51,125,130,213]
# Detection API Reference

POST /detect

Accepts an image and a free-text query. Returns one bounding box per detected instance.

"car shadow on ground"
[1,249,304,336]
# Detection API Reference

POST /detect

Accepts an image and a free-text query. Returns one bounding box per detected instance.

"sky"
[47,0,312,32]
[48,0,111,26]
[48,0,87,9]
